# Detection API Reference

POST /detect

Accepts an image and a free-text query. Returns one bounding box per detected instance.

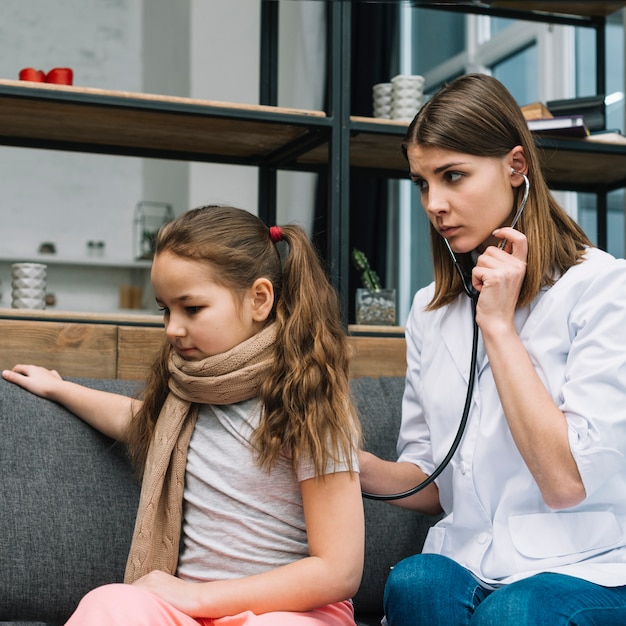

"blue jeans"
[383,553,626,625]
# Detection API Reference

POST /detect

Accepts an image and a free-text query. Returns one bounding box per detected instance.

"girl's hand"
[2,364,136,440]
[471,227,528,332]
[132,570,203,617]
[2,364,64,399]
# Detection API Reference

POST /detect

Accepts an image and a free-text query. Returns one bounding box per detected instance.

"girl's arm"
[2,364,138,442]
[133,470,365,617]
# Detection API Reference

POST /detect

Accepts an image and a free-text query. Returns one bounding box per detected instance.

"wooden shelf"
[0,80,329,166]
[3,81,625,191]
[412,1,626,19]
[537,136,626,192]
[0,307,164,326]
[488,2,626,18]
[0,254,152,269]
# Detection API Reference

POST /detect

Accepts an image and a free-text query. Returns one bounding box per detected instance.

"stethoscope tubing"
[361,295,478,501]
[361,171,529,501]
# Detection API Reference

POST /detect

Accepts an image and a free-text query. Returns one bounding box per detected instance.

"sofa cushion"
[0,378,141,624]
[350,377,442,624]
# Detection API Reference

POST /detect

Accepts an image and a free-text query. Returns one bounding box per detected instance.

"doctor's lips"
[439,225,460,237]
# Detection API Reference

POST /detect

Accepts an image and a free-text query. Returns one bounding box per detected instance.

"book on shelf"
[527,114,590,138]
[546,95,605,132]
[521,101,553,121]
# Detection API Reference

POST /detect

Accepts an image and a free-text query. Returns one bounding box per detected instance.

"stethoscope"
[362,170,530,501]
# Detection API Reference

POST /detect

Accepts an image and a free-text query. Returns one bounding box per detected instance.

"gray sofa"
[0,375,440,626]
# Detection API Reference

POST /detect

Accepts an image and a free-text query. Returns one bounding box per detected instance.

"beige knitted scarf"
[124,323,277,583]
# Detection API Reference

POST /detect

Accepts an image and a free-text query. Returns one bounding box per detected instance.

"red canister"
[45,67,74,85]
[19,67,46,82]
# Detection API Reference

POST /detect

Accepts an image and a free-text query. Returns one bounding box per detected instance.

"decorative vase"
[355,288,396,326]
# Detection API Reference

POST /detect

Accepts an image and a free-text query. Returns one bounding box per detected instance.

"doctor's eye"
[444,171,463,184]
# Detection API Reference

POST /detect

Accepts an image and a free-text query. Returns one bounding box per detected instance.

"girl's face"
[151,251,270,361]
[406,144,522,253]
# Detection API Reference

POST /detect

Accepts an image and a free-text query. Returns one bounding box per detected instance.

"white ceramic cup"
[11,263,47,309]
[373,82,392,96]
[391,74,425,91]
[390,74,425,121]
[11,296,46,310]
[12,286,46,298]
[12,276,46,289]
[11,262,47,280]
[372,82,393,119]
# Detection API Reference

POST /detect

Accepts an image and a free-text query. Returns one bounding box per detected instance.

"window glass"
[491,17,515,36]
[575,14,625,258]
[412,8,464,77]
[492,44,537,105]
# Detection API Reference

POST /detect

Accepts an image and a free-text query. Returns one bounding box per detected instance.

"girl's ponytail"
[256,224,360,477]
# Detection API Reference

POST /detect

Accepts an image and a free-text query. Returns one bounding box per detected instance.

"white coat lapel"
[440,294,477,385]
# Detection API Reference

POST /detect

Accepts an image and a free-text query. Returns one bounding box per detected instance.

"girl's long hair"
[127,205,360,477]
[403,73,591,309]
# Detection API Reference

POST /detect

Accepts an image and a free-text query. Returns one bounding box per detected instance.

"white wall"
[276,1,325,232]
[0,0,325,313]
[187,0,260,214]
[0,0,144,311]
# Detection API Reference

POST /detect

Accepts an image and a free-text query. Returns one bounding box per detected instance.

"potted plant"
[351,248,396,325]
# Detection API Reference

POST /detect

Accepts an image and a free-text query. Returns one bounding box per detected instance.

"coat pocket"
[509,511,623,559]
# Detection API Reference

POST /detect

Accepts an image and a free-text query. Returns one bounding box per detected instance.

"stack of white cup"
[390,74,425,121]
[12,263,47,309]
[372,82,393,119]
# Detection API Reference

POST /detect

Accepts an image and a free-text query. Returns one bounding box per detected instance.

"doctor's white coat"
[398,246,626,586]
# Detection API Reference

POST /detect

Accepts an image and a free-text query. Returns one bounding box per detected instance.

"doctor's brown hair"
[403,73,591,309]
[127,205,360,478]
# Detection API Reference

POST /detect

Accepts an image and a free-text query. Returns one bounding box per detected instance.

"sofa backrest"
[350,377,441,623]
[0,378,141,624]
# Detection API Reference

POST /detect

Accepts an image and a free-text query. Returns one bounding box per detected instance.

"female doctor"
[359,73,626,625]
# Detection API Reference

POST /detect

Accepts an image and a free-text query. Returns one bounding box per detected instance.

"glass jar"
[133,201,174,260]
[355,288,397,325]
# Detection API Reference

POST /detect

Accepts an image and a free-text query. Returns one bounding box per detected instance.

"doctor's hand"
[471,227,528,332]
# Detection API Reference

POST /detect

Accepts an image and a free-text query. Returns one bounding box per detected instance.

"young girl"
[3,205,364,626]
[359,73,626,624]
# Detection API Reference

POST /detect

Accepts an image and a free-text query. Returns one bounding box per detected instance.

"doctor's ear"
[507,146,528,181]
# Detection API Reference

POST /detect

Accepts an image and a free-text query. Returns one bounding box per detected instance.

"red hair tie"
[269,225,283,243]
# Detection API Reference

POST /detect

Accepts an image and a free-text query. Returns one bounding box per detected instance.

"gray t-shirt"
[177,398,353,582]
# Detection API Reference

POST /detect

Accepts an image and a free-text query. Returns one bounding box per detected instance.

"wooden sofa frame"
[0,309,406,380]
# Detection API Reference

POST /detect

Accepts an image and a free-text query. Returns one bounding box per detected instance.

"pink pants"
[64,583,356,626]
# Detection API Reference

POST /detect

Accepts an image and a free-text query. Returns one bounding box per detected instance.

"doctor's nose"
[423,188,450,217]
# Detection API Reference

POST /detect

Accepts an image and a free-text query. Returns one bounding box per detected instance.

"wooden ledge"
[0,314,406,380]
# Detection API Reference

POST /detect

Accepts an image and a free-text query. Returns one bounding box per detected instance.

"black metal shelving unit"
[0,0,624,319]
[257,0,626,310]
